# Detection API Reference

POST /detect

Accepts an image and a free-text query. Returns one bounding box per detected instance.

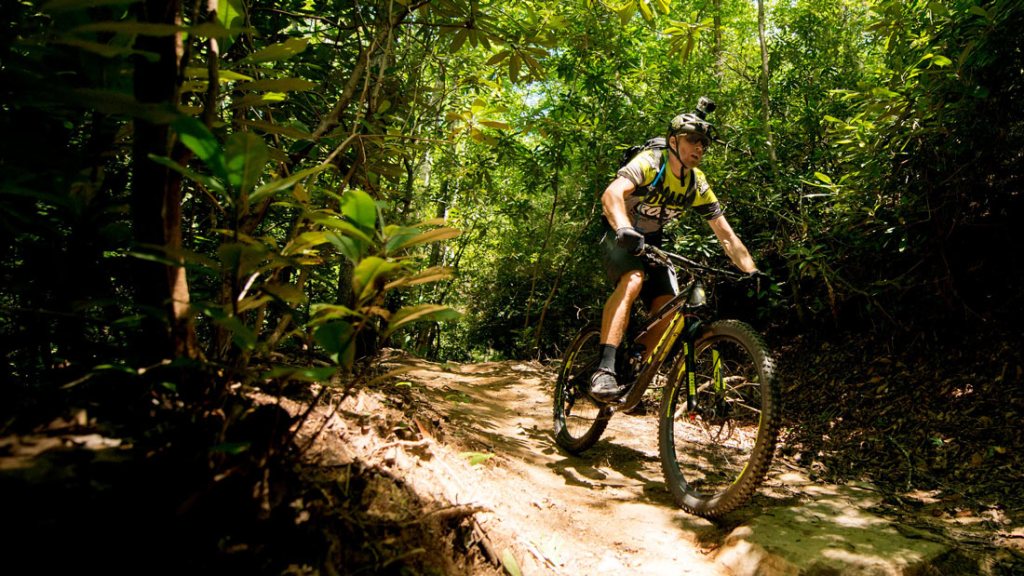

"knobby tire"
[658,319,779,517]
[553,324,612,454]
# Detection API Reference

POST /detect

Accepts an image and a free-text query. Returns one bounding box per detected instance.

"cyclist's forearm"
[722,238,757,273]
[602,178,635,230]
[709,216,757,273]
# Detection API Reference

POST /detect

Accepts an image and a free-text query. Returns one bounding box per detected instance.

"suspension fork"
[667,317,705,413]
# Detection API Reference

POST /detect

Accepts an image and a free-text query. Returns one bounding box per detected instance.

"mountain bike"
[552,245,779,517]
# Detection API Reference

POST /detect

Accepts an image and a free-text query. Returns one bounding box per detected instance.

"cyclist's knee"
[617,270,644,297]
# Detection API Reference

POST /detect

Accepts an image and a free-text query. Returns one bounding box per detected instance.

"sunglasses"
[683,133,710,148]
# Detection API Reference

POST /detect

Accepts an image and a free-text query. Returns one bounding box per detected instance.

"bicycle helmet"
[668,96,716,141]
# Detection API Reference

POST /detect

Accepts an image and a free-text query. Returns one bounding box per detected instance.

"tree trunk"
[131,0,197,361]
[523,148,562,336]
[756,0,779,184]
[713,0,725,86]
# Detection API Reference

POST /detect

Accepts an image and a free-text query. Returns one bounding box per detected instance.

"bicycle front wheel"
[553,324,612,454]
[658,320,779,517]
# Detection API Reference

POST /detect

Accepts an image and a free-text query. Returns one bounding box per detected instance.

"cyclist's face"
[673,132,706,169]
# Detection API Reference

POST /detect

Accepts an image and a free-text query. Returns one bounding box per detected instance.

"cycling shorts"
[599,233,677,309]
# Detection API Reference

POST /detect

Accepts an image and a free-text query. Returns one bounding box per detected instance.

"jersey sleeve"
[616,149,662,188]
[691,169,724,220]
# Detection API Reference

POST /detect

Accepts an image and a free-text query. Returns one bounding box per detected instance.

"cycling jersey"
[616,148,724,241]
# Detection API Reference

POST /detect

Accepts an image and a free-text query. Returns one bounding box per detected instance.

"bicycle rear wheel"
[553,324,612,454]
[658,319,779,517]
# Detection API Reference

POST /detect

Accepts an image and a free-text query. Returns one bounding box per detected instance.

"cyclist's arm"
[708,215,757,273]
[601,176,638,230]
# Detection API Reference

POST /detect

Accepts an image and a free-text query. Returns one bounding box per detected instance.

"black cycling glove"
[615,227,645,255]
[744,269,771,294]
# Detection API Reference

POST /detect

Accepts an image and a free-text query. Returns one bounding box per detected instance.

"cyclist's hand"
[615,227,645,255]
[744,269,771,295]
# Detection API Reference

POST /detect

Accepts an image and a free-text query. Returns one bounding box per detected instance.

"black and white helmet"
[669,96,716,140]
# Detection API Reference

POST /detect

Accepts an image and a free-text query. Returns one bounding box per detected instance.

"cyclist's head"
[668,96,716,147]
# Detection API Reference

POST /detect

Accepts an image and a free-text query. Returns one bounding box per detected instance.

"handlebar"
[640,245,746,281]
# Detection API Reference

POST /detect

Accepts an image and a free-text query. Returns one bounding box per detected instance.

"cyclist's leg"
[637,265,677,359]
[639,293,675,359]
[598,234,645,348]
[601,270,643,346]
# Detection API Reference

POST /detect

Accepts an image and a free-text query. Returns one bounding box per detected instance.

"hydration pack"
[618,136,668,192]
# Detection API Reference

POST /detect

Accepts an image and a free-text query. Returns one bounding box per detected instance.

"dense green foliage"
[2,0,1022,406]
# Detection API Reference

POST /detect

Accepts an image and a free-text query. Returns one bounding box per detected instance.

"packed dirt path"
[314,350,1021,575]
[369,352,730,575]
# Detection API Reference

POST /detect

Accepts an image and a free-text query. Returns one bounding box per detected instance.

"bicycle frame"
[614,247,737,414]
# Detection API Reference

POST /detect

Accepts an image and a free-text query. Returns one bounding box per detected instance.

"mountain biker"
[591,97,761,401]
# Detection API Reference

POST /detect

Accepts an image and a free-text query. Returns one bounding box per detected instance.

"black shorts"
[599,233,677,309]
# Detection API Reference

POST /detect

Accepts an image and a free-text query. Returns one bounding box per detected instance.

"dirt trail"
[314,351,1022,575]
[353,353,741,575]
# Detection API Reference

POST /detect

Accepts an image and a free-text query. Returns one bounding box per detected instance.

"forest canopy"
[2,0,1022,406]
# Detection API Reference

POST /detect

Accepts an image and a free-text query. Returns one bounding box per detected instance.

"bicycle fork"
[666,319,724,418]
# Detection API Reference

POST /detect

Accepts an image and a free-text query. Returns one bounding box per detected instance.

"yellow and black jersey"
[616,148,724,236]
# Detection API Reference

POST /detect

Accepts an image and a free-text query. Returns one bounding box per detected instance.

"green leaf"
[309,303,364,324]
[390,227,461,252]
[509,53,521,82]
[814,172,833,185]
[237,37,309,65]
[501,549,523,576]
[314,216,374,244]
[236,78,318,92]
[618,4,636,26]
[327,232,364,263]
[210,442,250,455]
[486,50,509,65]
[219,0,245,29]
[968,5,990,19]
[384,304,461,337]
[171,117,229,183]
[479,120,510,130]
[459,451,494,466]
[148,154,227,197]
[250,163,331,203]
[450,28,469,53]
[638,0,654,22]
[208,312,257,351]
[313,321,356,368]
[284,231,330,255]
[224,132,268,197]
[185,67,254,81]
[262,365,337,382]
[384,267,454,290]
[352,257,401,303]
[262,283,307,304]
[235,118,311,140]
[342,189,378,230]
[927,1,949,17]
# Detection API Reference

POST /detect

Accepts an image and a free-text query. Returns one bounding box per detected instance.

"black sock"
[599,344,618,373]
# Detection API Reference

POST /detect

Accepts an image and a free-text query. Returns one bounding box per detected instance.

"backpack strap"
[650,152,667,190]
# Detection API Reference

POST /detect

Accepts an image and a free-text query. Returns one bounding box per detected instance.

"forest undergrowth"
[779,324,1024,533]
